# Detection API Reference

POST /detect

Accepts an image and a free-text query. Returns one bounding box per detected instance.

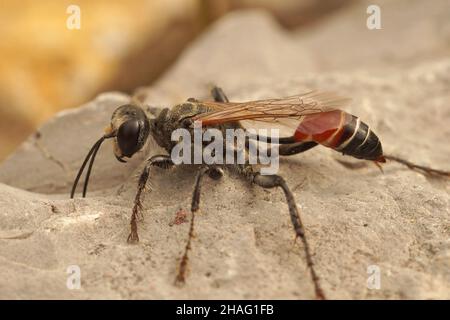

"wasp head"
[70,104,150,199]
[106,104,150,163]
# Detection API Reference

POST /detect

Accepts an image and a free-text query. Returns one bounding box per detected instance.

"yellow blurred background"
[0,0,351,161]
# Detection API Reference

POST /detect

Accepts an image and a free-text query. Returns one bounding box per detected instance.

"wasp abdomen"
[335,115,384,161]
[294,110,385,162]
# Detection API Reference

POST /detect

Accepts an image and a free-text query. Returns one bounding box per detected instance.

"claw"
[174,273,186,287]
[127,232,139,243]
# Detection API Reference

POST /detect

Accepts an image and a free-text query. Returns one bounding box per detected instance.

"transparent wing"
[195,90,351,128]
[196,90,351,136]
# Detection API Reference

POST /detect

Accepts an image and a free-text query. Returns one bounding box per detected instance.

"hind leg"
[384,154,450,177]
[237,163,325,299]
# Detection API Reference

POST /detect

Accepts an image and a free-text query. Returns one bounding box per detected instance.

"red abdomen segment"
[294,110,385,162]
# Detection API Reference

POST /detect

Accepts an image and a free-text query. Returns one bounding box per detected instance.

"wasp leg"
[278,141,318,156]
[210,86,229,103]
[245,137,317,164]
[127,155,174,243]
[237,164,325,299]
[247,133,297,144]
[175,166,222,285]
[384,154,450,178]
[245,137,318,158]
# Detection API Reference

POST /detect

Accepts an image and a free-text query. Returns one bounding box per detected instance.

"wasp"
[70,86,449,299]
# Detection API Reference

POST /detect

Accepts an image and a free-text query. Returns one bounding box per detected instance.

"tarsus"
[384,154,450,177]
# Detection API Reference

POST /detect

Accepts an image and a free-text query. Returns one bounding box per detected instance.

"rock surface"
[0,6,449,299]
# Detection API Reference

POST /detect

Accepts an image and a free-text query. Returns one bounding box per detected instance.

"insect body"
[70,87,449,299]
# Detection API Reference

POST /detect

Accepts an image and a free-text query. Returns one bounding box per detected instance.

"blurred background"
[0,0,356,161]
[0,0,449,161]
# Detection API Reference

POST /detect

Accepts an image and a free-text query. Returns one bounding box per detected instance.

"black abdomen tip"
[341,121,383,161]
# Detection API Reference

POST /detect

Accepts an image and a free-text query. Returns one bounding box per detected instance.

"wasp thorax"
[109,104,150,162]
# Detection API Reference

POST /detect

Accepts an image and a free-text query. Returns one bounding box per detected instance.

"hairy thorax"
[150,101,241,157]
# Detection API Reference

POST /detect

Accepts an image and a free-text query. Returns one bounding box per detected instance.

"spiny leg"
[384,154,450,178]
[174,167,207,285]
[238,164,326,299]
[127,155,174,243]
[175,166,223,285]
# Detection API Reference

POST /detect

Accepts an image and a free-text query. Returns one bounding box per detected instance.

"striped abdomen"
[294,110,385,162]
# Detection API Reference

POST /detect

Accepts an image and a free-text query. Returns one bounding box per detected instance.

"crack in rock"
[34,131,69,175]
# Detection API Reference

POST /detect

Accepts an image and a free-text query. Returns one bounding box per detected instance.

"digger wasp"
[70,86,449,299]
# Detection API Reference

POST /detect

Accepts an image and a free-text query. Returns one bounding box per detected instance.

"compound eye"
[117,120,140,157]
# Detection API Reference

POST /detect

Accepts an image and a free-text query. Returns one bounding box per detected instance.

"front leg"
[128,155,174,243]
